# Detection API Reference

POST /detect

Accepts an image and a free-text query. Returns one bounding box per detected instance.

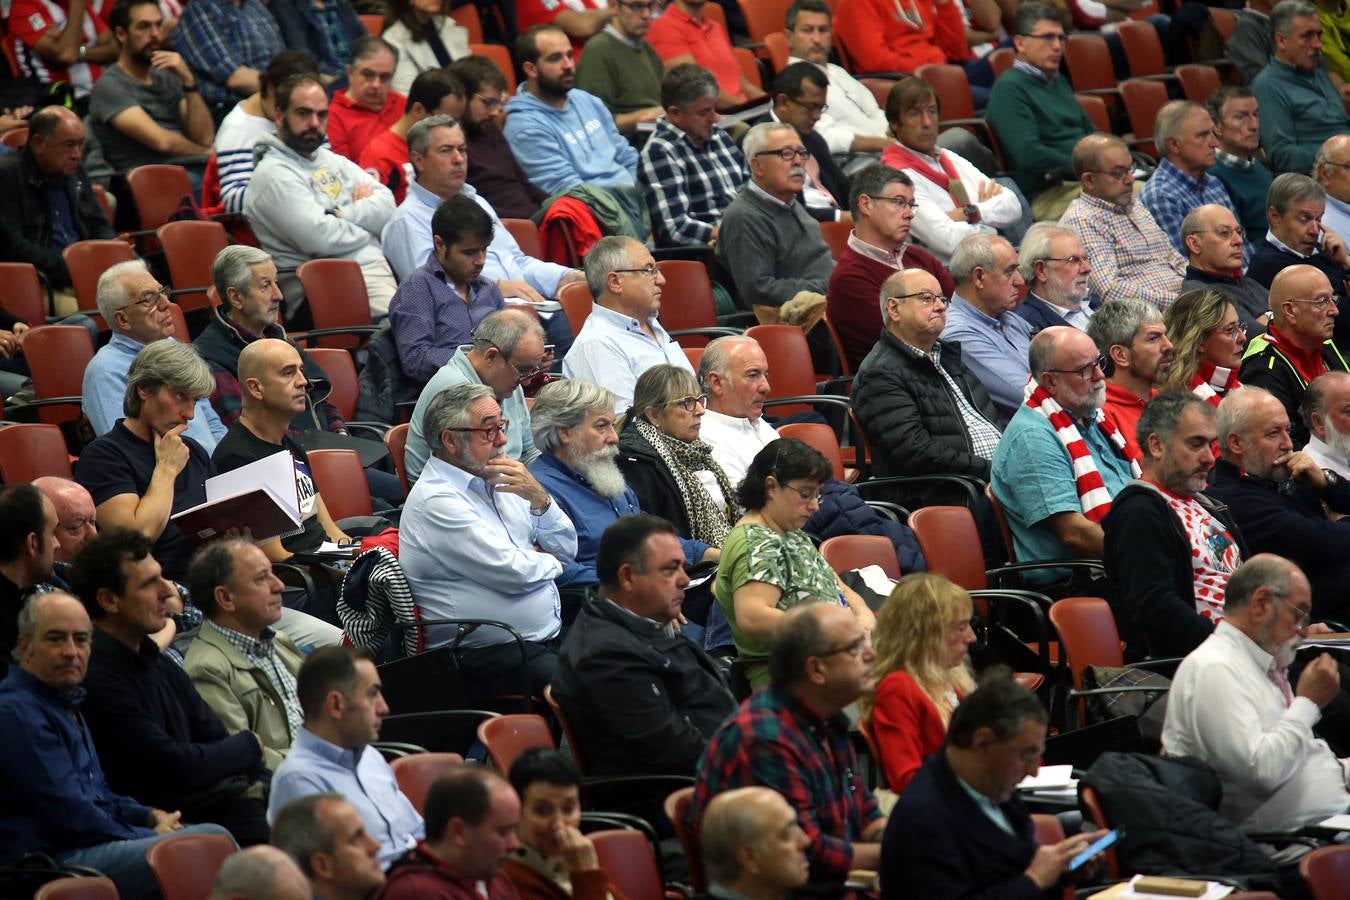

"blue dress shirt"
[560,304,696,410]
[267,727,424,868]
[388,254,505,383]
[400,454,578,649]
[940,292,1034,419]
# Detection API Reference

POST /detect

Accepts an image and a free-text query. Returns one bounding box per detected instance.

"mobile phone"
[1068,829,1120,871]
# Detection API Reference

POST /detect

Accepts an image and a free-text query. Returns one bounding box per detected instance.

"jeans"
[365,466,405,510]
[57,823,235,900]
[456,638,560,705]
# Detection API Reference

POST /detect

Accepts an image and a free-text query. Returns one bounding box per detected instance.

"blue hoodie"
[503,86,639,195]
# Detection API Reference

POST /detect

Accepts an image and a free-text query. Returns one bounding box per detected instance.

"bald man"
[701,787,810,900]
[1315,135,1350,243]
[1180,204,1272,337]
[210,845,311,900]
[1239,264,1348,446]
[33,477,98,563]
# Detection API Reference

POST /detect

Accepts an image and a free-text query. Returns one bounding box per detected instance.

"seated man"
[1207,386,1350,621]
[638,64,747,248]
[404,308,545,485]
[215,50,318,216]
[88,0,214,177]
[717,122,834,320]
[326,37,405,164]
[700,787,811,900]
[768,63,851,225]
[33,477,97,567]
[272,794,387,900]
[1181,204,1273,337]
[528,380,715,586]
[211,845,311,899]
[573,0,665,134]
[1088,299,1174,456]
[883,673,1103,897]
[0,591,233,900]
[1248,174,1350,338]
[83,260,226,451]
[1239,264,1346,447]
[245,73,397,321]
[504,25,640,197]
[691,602,886,887]
[1207,86,1275,246]
[388,195,503,385]
[991,326,1141,567]
[940,234,1032,420]
[833,0,976,99]
[782,0,887,155]
[377,766,519,898]
[0,484,61,666]
[1318,135,1350,241]
[853,269,1003,482]
[826,163,953,371]
[451,55,549,220]
[1252,0,1350,173]
[173,0,283,115]
[8,0,117,101]
[1104,392,1245,660]
[1229,0,1276,84]
[183,537,304,771]
[0,106,115,314]
[561,236,693,410]
[646,0,765,109]
[268,647,424,868]
[357,68,464,205]
[552,515,736,775]
[1161,553,1349,831]
[74,529,270,845]
[1303,371,1350,478]
[400,382,577,698]
[1015,223,1095,334]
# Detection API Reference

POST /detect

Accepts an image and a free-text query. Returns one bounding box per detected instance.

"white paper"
[857,564,899,598]
[205,449,300,519]
[1017,764,1075,791]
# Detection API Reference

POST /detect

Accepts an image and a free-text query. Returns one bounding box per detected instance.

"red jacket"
[870,669,954,793]
[328,90,406,164]
[376,843,522,900]
[835,0,971,73]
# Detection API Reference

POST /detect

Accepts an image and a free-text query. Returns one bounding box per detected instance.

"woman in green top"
[714,438,876,689]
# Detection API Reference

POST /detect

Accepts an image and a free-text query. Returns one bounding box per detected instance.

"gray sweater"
[715,184,835,308]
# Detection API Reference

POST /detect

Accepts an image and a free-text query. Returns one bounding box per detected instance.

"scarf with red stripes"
[1190,360,1242,407]
[1024,378,1141,522]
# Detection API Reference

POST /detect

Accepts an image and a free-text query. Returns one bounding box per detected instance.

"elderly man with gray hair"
[400,380,576,698]
[209,845,311,900]
[1088,298,1174,455]
[83,258,227,450]
[700,786,810,900]
[528,377,716,587]
[1015,223,1096,333]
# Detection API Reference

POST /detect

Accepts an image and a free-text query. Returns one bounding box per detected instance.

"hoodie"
[502,86,639,195]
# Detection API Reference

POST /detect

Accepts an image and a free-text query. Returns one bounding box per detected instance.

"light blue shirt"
[82,333,227,452]
[267,727,424,868]
[1324,194,1350,247]
[404,347,537,485]
[560,303,695,410]
[940,292,1034,419]
[955,772,1015,836]
[400,454,577,648]
[381,180,572,297]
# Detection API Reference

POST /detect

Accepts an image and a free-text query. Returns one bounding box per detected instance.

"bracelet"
[78,44,88,62]
[182,83,199,92]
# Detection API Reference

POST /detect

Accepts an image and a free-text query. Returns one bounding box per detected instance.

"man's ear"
[95,586,121,618]
[213,584,236,615]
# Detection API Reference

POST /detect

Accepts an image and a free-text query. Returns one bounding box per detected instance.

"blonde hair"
[861,573,976,723]
[1162,288,1235,391]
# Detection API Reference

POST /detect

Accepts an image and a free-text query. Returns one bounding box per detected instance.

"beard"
[1258,618,1303,669]
[1326,418,1350,461]
[571,445,627,499]
[280,122,325,156]
[456,441,505,477]
[1062,379,1107,417]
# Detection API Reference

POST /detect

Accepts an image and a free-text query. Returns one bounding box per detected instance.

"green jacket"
[985,67,1093,199]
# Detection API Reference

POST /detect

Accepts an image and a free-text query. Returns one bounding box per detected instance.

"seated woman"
[382,0,471,94]
[1162,288,1247,405]
[861,573,976,793]
[502,749,628,900]
[714,438,876,690]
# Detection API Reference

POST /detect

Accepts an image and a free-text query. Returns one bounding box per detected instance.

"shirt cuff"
[1289,695,1323,729]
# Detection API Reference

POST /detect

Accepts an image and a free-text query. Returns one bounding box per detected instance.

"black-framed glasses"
[1046,353,1106,380]
[1021,31,1065,43]
[447,420,510,441]
[485,342,546,380]
[1288,296,1340,310]
[781,482,824,504]
[1210,320,1247,339]
[817,632,870,659]
[867,193,920,211]
[887,290,949,307]
[786,96,828,114]
[474,93,504,110]
[755,147,812,162]
[1200,225,1246,241]
[663,393,709,412]
[117,287,170,312]
[614,263,660,279]
[1043,255,1088,266]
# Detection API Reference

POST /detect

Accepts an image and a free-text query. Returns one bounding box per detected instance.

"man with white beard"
[1302,372,1350,480]
[1015,223,1096,333]
[1161,554,1349,833]
[529,379,719,588]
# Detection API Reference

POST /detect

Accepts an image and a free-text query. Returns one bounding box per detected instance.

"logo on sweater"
[312,167,342,201]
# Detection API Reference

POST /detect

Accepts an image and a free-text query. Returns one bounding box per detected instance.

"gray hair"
[1135,390,1215,456]
[209,846,306,900]
[423,382,494,457]
[702,789,784,885]
[743,121,797,160]
[583,235,640,299]
[948,233,1000,284]
[407,113,459,158]
[1153,100,1205,158]
[529,378,617,453]
[1017,223,1077,283]
[1027,327,1061,380]
[661,63,718,110]
[1270,0,1317,36]
[698,334,760,389]
[1299,369,1350,431]
[123,339,214,419]
[1085,298,1161,375]
[766,601,831,686]
[631,364,700,420]
[1013,1,1063,35]
[95,258,152,324]
[470,308,544,359]
[211,245,273,304]
[1224,554,1296,612]
[1216,385,1277,457]
[1268,172,1325,214]
[14,591,81,660]
[272,793,346,878]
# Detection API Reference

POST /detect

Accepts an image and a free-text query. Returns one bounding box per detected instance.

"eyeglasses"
[474,93,504,110]
[613,263,661,279]
[447,420,510,441]
[1046,353,1106,380]
[663,393,709,412]
[754,147,812,162]
[1210,320,1247,339]
[1323,160,1350,171]
[485,342,546,380]
[781,482,824,504]
[817,632,871,659]
[1199,225,1246,240]
[1043,255,1088,266]
[116,287,170,312]
[867,194,920,211]
[887,290,949,307]
[1288,296,1340,310]
[1277,595,1313,627]
[1021,31,1065,43]
[786,96,828,114]
[1090,167,1133,181]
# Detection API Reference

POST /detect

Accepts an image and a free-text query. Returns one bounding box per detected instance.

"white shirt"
[897,146,1025,264]
[699,408,779,488]
[560,304,694,410]
[1303,434,1350,480]
[791,56,890,155]
[1161,621,1350,832]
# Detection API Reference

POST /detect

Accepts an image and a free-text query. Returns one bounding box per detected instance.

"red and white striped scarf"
[1024,378,1142,522]
[1190,361,1241,407]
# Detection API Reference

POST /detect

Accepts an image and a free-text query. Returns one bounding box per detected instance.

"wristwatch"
[182,82,199,92]
[963,203,979,223]
[1323,469,1340,492]
[77,43,88,62]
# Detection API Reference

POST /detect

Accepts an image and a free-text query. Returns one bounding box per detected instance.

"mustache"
[788,166,806,178]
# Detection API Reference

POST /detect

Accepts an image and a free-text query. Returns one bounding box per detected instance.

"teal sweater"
[1210,156,1273,243]
[1252,59,1350,173]
[986,67,1093,199]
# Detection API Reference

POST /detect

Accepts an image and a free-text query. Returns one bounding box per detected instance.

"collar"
[1156,157,1211,190]
[702,407,775,434]
[93,625,161,667]
[603,22,641,47]
[1307,433,1349,470]
[419,252,491,296]
[1185,263,1246,283]
[334,90,397,115]
[590,301,662,336]
[205,619,278,660]
[1012,58,1056,82]
[1327,194,1350,220]
[109,332,146,354]
[1215,619,1282,678]
[3,666,87,710]
[294,725,367,771]
[601,595,677,637]
[409,178,479,212]
[1077,190,1133,215]
[949,291,1007,329]
[846,230,905,268]
[1215,148,1254,170]
[1027,289,1083,314]
[897,333,942,363]
[421,452,491,499]
[747,179,796,211]
[664,2,712,31]
[1105,379,1152,408]
[1264,325,1328,383]
[1214,456,1278,489]
[1265,230,1310,259]
[771,683,850,735]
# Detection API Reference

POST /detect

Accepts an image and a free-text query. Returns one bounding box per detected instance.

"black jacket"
[1102,482,1248,662]
[851,330,1004,480]
[551,596,736,776]
[0,146,115,289]
[617,417,697,538]
[1237,333,1349,448]
[798,127,852,224]
[1246,240,1350,347]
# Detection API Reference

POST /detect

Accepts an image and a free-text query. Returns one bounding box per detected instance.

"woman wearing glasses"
[713,438,875,691]
[382,0,471,94]
[860,573,976,794]
[1162,288,1248,406]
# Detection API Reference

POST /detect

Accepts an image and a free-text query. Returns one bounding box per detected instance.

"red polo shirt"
[647,3,742,99]
[1102,381,1154,458]
[327,89,405,164]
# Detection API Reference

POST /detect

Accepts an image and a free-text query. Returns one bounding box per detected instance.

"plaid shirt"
[691,685,883,883]
[175,0,283,108]
[1139,158,1249,267]
[638,117,747,246]
[918,340,1003,460]
[1061,192,1186,310]
[205,620,305,738]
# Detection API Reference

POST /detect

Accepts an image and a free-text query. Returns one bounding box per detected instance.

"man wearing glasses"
[400,381,577,700]
[574,0,665,133]
[1016,222,1097,334]
[1315,135,1350,248]
[1181,204,1273,337]
[768,63,852,224]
